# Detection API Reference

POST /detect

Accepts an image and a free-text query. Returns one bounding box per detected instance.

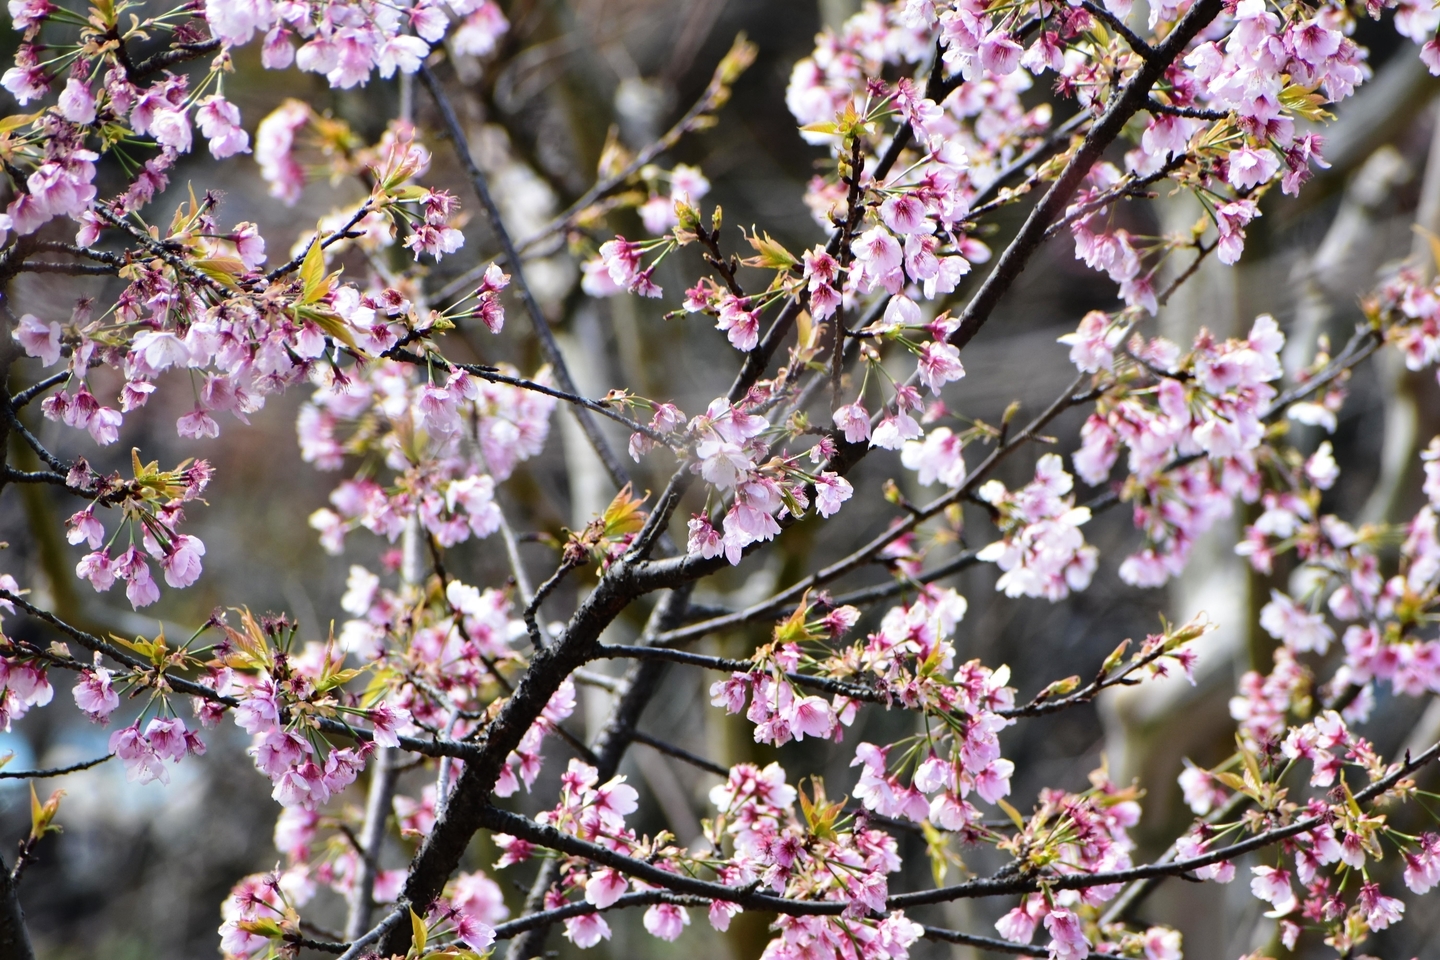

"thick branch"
[0,851,35,960]
[475,734,1440,916]
[504,588,692,960]
[949,0,1225,354]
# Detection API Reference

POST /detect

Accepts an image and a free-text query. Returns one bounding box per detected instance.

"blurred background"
[4,0,1440,957]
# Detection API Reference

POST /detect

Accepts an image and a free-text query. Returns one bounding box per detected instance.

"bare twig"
[344,746,399,940]
[419,63,632,490]
[264,201,375,283]
[922,924,1049,957]
[523,559,579,650]
[10,373,70,410]
[14,262,118,276]
[630,730,729,777]
[1080,0,1155,59]
[0,754,112,780]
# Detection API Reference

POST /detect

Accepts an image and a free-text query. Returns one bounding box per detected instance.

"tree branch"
[1079,0,1156,59]
[630,730,729,777]
[10,372,70,411]
[14,262,119,276]
[344,746,399,940]
[474,733,1440,916]
[0,850,35,960]
[419,63,633,490]
[921,924,1048,957]
[0,754,112,779]
[948,0,1225,354]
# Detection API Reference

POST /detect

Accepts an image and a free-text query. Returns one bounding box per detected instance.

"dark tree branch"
[504,587,692,960]
[0,754,112,779]
[948,0,1226,354]
[1080,0,1156,59]
[15,262,118,276]
[31,241,123,265]
[263,202,374,283]
[419,63,633,490]
[475,734,1440,916]
[128,38,223,78]
[922,924,1049,957]
[0,850,34,960]
[0,469,69,486]
[523,559,579,650]
[455,363,673,444]
[10,372,70,410]
[630,730,729,777]
[1146,97,1228,120]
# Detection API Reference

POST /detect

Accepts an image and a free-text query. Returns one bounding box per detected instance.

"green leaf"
[236,917,286,937]
[1037,676,1081,700]
[193,256,246,289]
[29,785,64,841]
[410,908,428,954]
[0,112,34,134]
[996,797,1025,831]
[1100,640,1130,673]
[300,234,325,304]
[743,231,799,271]
[295,307,358,351]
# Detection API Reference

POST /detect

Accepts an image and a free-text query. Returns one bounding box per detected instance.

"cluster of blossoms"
[0,586,54,731]
[975,453,1097,601]
[61,453,214,608]
[1173,703,1424,955]
[221,854,506,956]
[1059,311,1288,587]
[500,757,931,960]
[989,773,1148,956]
[301,357,555,555]
[683,397,854,566]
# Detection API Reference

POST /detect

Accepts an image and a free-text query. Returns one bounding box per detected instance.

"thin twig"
[630,731,729,777]
[921,924,1048,957]
[0,754,113,779]
[523,560,579,650]
[14,262,118,276]
[419,63,632,490]
[10,373,70,410]
[1080,0,1156,58]
[264,201,375,283]
[128,38,222,78]
[594,645,877,702]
